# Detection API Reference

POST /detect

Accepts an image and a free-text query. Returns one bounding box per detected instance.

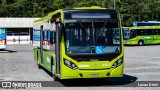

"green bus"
[124,26,160,45]
[33,6,124,80]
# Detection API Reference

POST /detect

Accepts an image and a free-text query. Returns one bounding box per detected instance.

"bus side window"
[137,29,144,36]
[146,29,153,35]
[53,31,56,43]
[47,30,49,41]
[154,30,160,35]
[50,31,55,44]
[43,31,45,41]
[43,30,48,41]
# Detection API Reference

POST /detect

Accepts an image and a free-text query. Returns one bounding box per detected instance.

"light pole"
[114,0,116,9]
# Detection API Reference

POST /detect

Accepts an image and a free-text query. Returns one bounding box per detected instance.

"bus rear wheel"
[52,65,59,81]
[138,40,144,46]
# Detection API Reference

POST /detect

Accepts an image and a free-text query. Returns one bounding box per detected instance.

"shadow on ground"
[0,49,17,53]
[42,66,137,87]
[59,74,138,87]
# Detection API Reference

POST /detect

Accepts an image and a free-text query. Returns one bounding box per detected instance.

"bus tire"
[52,65,59,81]
[138,40,144,46]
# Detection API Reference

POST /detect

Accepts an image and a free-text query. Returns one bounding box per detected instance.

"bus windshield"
[65,20,121,54]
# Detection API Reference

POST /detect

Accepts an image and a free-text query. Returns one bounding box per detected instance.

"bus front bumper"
[60,64,124,79]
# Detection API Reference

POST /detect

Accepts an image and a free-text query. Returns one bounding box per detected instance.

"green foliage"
[0,0,160,26]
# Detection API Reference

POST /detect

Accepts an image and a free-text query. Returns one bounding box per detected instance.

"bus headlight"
[64,59,78,70]
[112,59,123,68]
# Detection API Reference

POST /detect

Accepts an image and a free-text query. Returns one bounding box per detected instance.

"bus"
[0,28,6,50]
[33,6,124,80]
[124,26,160,45]
[133,21,160,27]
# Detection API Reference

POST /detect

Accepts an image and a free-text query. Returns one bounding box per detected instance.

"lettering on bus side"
[78,65,90,68]
[33,30,40,36]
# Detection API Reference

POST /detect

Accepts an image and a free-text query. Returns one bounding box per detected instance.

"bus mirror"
[56,18,61,23]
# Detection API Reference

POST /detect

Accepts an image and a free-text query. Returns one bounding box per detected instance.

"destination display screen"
[71,12,111,19]
[64,10,117,19]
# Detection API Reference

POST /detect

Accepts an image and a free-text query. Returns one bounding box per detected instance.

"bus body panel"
[60,53,124,79]
[153,35,160,44]
[33,48,55,72]
[144,35,154,44]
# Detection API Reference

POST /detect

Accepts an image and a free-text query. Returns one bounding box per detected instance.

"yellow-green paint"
[33,6,124,80]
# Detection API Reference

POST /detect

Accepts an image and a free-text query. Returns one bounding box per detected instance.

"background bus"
[0,28,6,50]
[124,26,160,45]
[33,6,124,80]
[133,21,160,27]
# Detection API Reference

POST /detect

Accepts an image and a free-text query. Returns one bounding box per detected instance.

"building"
[0,18,40,44]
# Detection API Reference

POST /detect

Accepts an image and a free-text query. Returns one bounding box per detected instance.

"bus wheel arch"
[138,40,144,46]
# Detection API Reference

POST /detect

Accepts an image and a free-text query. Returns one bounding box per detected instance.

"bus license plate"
[92,74,98,78]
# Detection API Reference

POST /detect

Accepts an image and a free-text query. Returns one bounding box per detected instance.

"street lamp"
[114,0,116,9]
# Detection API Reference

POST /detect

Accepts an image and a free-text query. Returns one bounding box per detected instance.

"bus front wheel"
[138,40,144,46]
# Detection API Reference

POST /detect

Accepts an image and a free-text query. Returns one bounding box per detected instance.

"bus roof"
[34,6,116,24]
[129,26,160,30]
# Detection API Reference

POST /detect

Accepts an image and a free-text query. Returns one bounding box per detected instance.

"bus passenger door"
[55,23,61,75]
[130,30,137,44]
[40,25,44,64]
[145,29,154,44]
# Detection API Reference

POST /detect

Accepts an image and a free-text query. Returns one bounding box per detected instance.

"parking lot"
[0,44,160,89]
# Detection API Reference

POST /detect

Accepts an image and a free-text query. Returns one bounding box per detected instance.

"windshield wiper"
[77,20,90,40]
